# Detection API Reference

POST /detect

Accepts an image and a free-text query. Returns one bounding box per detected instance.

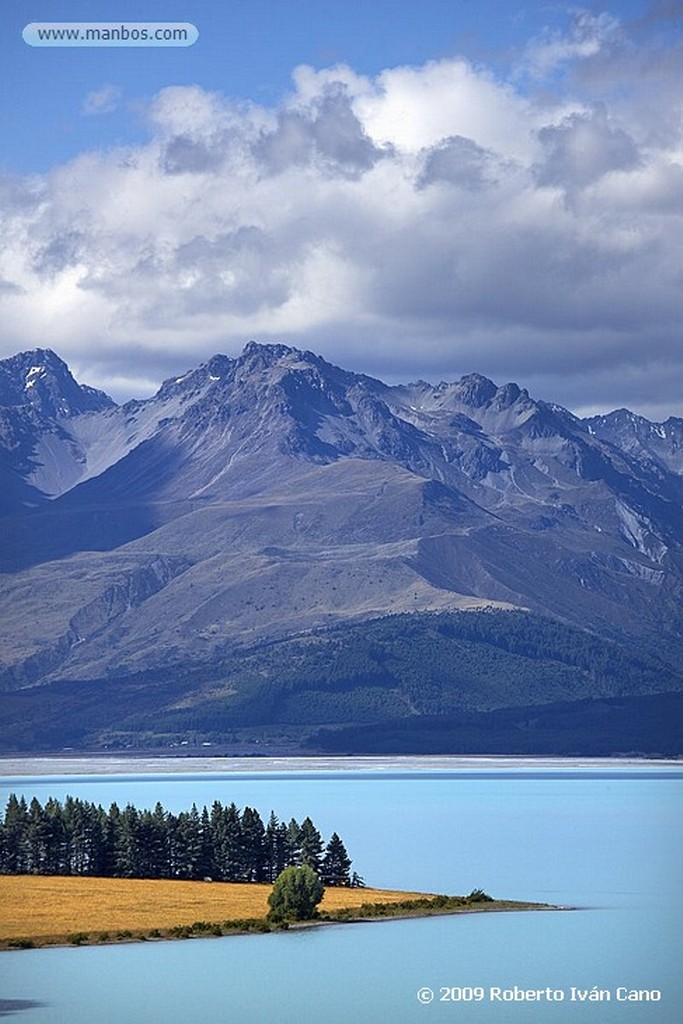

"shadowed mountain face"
[1,342,681,752]
[0,349,114,515]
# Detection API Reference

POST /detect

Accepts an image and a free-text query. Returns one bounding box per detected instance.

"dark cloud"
[564,9,683,148]
[32,231,86,276]
[0,279,24,295]
[417,136,498,190]
[254,89,386,177]
[0,175,43,211]
[536,109,641,190]
[169,228,292,315]
[162,134,227,175]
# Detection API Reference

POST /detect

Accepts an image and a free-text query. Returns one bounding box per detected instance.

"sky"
[1,0,682,419]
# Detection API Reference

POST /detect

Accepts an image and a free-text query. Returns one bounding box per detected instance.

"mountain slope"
[0,343,681,752]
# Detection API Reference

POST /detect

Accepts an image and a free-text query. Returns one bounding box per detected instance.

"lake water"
[0,757,681,1024]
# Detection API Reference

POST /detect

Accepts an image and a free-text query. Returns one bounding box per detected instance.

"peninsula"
[0,874,560,951]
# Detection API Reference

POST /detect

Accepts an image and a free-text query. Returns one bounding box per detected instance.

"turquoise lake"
[0,758,680,1024]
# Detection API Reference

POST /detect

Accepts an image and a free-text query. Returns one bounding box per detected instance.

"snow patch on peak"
[24,366,47,388]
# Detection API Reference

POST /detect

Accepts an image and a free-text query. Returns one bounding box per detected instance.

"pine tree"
[321,832,352,886]
[66,798,92,875]
[298,817,324,873]
[115,805,141,877]
[241,807,266,882]
[198,805,215,879]
[42,797,67,874]
[265,812,293,882]
[89,805,112,876]
[264,811,280,883]
[174,806,202,879]
[135,806,167,878]
[285,818,302,866]
[213,802,243,881]
[102,803,121,877]
[0,795,29,873]
[26,797,56,874]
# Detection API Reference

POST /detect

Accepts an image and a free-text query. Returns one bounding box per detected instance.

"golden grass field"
[0,875,433,942]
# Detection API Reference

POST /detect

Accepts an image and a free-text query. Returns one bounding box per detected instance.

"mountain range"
[1,343,681,754]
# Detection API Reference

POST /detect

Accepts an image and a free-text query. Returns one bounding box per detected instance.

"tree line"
[0,794,359,887]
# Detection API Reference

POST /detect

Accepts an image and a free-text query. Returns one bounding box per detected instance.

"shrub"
[466,888,493,903]
[267,865,324,923]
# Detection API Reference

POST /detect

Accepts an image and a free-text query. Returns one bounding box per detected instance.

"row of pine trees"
[0,795,358,886]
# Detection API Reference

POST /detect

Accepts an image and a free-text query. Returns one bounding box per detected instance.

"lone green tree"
[267,865,324,922]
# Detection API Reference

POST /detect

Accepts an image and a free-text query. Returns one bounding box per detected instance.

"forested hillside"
[1,609,681,753]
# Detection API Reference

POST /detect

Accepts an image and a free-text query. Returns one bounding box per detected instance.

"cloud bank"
[1,8,681,418]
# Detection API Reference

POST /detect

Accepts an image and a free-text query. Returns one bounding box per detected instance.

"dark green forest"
[138,610,680,734]
[0,795,355,886]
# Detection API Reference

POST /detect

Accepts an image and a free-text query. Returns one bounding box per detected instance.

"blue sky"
[1,1,682,416]
[2,0,657,173]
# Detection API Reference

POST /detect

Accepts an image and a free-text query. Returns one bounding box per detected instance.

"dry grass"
[0,875,433,942]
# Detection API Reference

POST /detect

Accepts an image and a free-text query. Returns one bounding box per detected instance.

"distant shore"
[0,875,564,951]
[1,753,679,778]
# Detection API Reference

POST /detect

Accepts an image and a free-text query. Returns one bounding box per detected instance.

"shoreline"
[1,897,567,953]
[1,753,680,778]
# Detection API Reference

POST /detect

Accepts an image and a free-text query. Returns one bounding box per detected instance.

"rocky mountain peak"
[585,408,683,480]
[240,339,296,363]
[452,373,498,408]
[153,353,235,404]
[232,341,325,383]
[0,348,114,419]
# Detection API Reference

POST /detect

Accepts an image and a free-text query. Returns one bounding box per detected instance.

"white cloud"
[82,84,122,116]
[520,10,623,81]
[355,59,537,162]
[1,16,682,420]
